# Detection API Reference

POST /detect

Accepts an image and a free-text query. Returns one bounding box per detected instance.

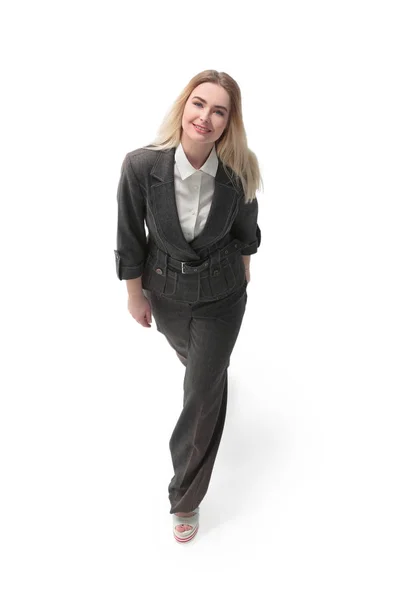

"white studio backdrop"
[0,0,399,598]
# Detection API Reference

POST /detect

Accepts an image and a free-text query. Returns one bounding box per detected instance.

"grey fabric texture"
[115,145,260,513]
[144,282,248,513]
[115,146,261,295]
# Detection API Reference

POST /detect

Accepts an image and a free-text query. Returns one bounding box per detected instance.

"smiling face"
[181,82,231,146]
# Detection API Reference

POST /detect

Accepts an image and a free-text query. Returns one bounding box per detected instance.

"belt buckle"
[181,261,197,274]
[181,259,208,274]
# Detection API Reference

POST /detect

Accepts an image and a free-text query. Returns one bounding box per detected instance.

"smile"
[193,124,210,133]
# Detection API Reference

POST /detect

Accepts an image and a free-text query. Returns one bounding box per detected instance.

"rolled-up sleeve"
[114,154,147,280]
[231,194,261,255]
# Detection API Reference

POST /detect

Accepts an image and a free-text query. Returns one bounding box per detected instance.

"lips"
[193,124,211,133]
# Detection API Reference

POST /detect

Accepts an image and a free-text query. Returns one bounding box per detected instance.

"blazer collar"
[150,146,235,187]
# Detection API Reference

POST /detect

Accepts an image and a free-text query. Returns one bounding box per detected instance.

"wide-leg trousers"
[143,281,248,514]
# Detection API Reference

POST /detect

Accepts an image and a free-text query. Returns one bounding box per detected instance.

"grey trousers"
[143,280,248,514]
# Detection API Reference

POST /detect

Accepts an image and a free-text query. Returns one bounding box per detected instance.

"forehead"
[190,82,230,109]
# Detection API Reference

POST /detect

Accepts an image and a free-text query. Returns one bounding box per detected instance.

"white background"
[1,0,399,598]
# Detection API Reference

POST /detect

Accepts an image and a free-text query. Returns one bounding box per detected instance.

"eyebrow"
[192,96,228,112]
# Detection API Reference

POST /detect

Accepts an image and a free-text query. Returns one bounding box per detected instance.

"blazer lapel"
[149,147,239,260]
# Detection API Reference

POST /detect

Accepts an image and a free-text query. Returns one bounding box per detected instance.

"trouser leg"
[144,290,191,362]
[168,364,229,513]
[144,286,247,514]
[168,289,247,513]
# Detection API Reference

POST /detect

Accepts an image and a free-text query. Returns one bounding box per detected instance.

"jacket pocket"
[199,256,236,299]
[141,254,177,296]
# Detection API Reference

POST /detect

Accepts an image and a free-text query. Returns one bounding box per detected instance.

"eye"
[193,101,225,116]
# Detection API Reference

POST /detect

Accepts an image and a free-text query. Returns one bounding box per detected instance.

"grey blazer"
[114,146,261,302]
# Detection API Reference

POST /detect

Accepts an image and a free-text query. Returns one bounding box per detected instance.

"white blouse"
[174,142,219,242]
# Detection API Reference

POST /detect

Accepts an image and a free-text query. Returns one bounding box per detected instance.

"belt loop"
[209,241,221,274]
[156,247,167,272]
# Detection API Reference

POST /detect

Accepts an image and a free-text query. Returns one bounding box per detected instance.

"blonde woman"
[115,70,262,543]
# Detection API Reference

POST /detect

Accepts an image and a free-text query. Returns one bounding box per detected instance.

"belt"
[147,239,242,275]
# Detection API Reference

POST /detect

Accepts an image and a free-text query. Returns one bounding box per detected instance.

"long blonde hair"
[144,70,263,203]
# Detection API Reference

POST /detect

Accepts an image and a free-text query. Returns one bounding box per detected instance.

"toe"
[175,524,193,533]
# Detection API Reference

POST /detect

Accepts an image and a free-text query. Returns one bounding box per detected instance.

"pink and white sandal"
[172,507,200,543]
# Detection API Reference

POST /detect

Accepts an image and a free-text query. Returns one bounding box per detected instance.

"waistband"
[147,238,243,275]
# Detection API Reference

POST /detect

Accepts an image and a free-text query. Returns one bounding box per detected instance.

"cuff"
[240,243,259,255]
[114,250,143,280]
[240,225,261,255]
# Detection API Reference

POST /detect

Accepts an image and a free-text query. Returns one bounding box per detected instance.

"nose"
[200,110,211,124]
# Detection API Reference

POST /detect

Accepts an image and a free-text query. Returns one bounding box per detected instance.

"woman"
[114,70,262,543]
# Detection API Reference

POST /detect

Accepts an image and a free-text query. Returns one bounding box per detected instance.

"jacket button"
[234,244,238,248]
[213,269,219,276]
[224,250,228,254]
[155,268,163,275]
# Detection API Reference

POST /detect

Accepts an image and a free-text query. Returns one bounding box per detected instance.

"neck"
[180,133,214,170]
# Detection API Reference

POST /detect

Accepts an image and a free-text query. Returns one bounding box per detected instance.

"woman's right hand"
[127,294,152,328]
